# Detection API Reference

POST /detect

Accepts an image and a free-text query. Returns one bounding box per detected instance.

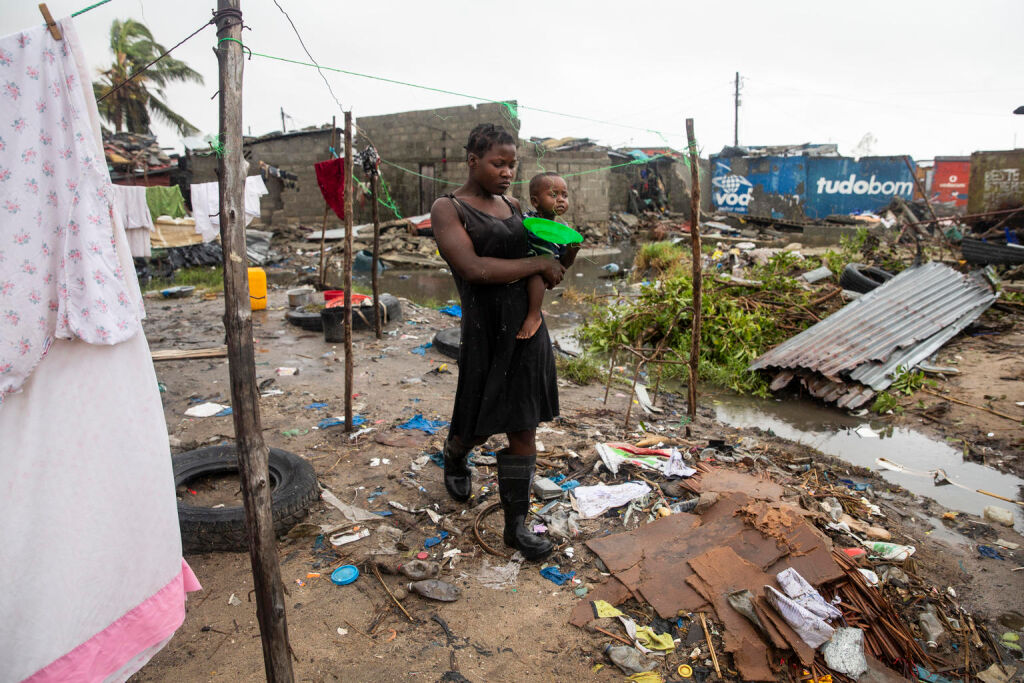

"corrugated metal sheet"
[750,262,996,407]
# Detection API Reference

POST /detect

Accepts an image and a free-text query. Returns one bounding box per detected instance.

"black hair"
[465,123,515,160]
[529,171,563,196]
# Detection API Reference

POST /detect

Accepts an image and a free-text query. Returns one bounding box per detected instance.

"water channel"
[359,245,1023,535]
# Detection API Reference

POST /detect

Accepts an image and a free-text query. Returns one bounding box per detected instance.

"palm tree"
[93,18,204,136]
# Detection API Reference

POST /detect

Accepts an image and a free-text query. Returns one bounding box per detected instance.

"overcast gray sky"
[4,0,1023,161]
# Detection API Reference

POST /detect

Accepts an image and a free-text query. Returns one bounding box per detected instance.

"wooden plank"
[151,346,227,361]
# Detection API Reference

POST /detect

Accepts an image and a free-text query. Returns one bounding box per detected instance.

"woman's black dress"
[442,194,559,441]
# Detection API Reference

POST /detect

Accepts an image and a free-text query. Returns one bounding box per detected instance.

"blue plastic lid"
[331,564,359,585]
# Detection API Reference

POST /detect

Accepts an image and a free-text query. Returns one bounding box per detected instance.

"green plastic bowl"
[523,217,583,245]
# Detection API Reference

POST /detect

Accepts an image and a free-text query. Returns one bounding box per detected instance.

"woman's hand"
[537,258,566,288]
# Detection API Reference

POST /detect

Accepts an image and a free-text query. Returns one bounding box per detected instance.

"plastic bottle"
[918,606,944,648]
[863,541,915,561]
[604,645,655,675]
[407,579,461,602]
[400,560,440,581]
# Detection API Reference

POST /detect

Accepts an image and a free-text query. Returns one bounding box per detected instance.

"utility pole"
[733,72,740,147]
[216,1,294,680]
[281,106,286,133]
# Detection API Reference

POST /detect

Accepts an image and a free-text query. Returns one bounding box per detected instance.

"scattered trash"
[438,304,462,317]
[605,644,657,675]
[369,458,391,467]
[424,531,449,548]
[863,541,915,561]
[477,557,522,590]
[275,367,298,376]
[317,415,367,430]
[410,342,433,355]
[397,414,449,434]
[400,560,440,580]
[321,488,378,522]
[539,566,575,586]
[184,402,231,418]
[280,428,309,437]
[983,505,1015,527]
[330,565,359,585]
[533,477,564,500]
[304,402,328,410]
[330,528,370,546]
[918,606,946,648]
[407,579,461,602]
[227,593,242,607]
[596,443,695,478]
[571,481,651,519]
[978,545,1005,560]
[821,627,868,679]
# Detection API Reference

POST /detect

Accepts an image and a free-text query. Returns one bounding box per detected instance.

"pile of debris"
[103,131,176,179]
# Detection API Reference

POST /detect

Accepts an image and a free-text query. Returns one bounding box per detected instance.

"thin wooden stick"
[602,348,617,405]
[370,172,382,339]
[151,346,227,360]
[700,612,721,678]
[371,564,413,622]
[685,119,703,419]
[922,388,1022,422]
[593,625,634,647]
[343,112,354,432]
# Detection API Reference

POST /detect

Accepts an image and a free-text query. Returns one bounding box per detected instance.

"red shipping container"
[931,157,970,209]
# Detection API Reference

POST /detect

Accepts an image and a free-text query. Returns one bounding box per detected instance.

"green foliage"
[556,353,603,385]
[871,391,903,415]
[148,266,223,292]
[889,365,934,395]
[821,228,870,281]
[578,274,812,396]
[93,18,204,135]
[634,241,686,277]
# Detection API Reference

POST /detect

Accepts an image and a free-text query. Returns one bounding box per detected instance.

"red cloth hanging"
[314,157,346,220]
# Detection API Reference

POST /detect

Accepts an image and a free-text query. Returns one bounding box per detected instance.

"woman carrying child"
[430,123,572,560]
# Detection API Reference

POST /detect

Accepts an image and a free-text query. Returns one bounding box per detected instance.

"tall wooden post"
[370,172,382,338]
[318,116,337,288]
[215,2,294,680]
[343,112,354,431]
[686,119,702,420]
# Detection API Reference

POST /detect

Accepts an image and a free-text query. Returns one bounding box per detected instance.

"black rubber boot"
[497,451,553,561]
[442,438,472,502]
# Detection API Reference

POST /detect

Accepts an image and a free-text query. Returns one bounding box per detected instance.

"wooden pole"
[343,111,354,432]
[318,116,337,289]
[685,119,702,420]
[371,172,382,338]
[215,2,294,680]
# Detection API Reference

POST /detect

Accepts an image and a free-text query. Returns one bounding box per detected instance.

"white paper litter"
[321,488,377,522]
[633,384,663,414]
[595,443,695,478]
[227,593,242,606]
[571,481,651,519]
[184,402,229,418]
[330,528,370,546]
[776,567,842,621]
[764,584,835,649]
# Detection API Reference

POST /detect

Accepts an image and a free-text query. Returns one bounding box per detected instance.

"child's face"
[531,177,569,218]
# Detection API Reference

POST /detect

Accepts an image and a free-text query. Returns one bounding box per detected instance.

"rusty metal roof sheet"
[750,262,996,405]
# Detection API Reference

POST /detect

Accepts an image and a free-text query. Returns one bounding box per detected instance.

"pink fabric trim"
[25,560,201,682]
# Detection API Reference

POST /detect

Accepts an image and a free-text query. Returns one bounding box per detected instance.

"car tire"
[173,445,319,553]
[839,263,894,294]
[434,327,461,360]
[285,308,323,331]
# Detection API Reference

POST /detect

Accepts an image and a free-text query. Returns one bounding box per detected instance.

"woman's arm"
[432,198,565,287]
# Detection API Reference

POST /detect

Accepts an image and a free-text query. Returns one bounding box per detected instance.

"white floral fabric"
[0,23,141,406]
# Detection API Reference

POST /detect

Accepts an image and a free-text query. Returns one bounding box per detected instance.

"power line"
[270,0,346,114]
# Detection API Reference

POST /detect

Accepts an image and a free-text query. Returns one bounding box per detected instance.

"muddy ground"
[133,285,1023,682]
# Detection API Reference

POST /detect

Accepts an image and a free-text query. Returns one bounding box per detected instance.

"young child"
[517,172,580,339]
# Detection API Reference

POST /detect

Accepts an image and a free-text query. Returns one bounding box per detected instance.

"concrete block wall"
[514,146,609,227]
[355,102,520,224]
[188,127,341,228]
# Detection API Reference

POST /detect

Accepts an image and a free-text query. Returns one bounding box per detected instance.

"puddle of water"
[360,244,634,352]
[712,392,1024,532]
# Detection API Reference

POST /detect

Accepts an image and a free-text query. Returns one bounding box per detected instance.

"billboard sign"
[931,159,970,209]
[804,157,915,218]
